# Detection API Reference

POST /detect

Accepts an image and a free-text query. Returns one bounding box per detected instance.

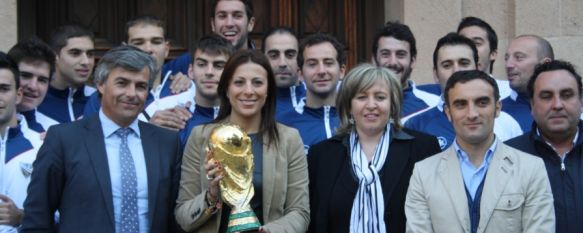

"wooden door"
[18,0,385,69]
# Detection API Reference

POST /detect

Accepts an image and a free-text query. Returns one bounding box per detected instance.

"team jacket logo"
[437,136,448,150]
[20,162,33,178]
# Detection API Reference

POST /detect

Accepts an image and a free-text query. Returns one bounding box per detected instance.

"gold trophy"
[208,124,261,233]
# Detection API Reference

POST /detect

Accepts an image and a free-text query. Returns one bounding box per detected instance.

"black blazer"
[21,115,183,233]
[307,128,440,233]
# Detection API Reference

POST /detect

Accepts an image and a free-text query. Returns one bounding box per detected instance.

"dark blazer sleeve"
[306,137,348,233]
[168,129,185,233]
[384,129,440,233]
[307,145,320,233]
[21,126,65,233]
[403,128,441,160]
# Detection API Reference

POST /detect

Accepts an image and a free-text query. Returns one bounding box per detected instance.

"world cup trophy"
[208,123,261,233]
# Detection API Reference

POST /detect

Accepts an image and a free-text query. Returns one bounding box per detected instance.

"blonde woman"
[307,63,440,233]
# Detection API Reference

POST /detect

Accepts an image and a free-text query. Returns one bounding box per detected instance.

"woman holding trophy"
[175,50,309,233]
[307,64,440,233]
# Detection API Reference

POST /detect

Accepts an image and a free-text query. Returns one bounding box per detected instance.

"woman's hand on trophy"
[205,150,223,203]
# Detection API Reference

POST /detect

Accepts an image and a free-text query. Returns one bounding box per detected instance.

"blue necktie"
[116,128,139,233]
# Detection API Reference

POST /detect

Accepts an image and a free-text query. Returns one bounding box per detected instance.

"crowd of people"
[0,0,581,232]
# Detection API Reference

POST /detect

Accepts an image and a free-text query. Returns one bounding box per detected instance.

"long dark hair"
[214,50,279,147]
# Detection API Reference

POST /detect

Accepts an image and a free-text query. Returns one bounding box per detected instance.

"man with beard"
[457,16,512,100]
[262,27,306,119]
[7,37,55,133]
[503,35,554,132]
[279,33,344,153]
[405,33,521,150]
[163,0,256,76]
[506,60,583,233]
[372,22,440,121]
[36,24,96,129]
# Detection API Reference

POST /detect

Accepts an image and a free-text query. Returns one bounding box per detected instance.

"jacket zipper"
[324,106,332,139]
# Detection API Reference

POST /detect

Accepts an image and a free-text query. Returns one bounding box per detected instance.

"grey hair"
[335,63,403,135]
[93,45,157,86]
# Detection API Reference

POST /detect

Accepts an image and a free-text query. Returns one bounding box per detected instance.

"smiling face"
[127,24,169,72]
[531,69,582,140]
[17,60,50,112]
[98,67,150,127]
[0,69,22,131]
[351,80,391,137]
[505,36,542,94]
[264,32,299,88]
[434,45,477,91]
[189,49,228,107]
[445,79,500,147]
[211,0,255,50]
[227,62,268,121]
[55,36,95,88]
[300,42,345,98]
[375,36,415,87]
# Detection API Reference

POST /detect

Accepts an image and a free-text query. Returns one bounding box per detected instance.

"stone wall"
[387,0,583,84]
[0,0,17,52]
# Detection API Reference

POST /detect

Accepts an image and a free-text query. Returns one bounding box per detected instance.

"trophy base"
[227,207,261,233]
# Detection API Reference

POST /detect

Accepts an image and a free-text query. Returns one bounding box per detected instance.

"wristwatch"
[205,190,220,215]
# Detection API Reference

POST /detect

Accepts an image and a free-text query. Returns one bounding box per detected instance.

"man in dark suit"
[21,45,183,233]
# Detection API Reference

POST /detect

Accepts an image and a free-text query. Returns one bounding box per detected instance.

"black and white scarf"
[349,124,390,233]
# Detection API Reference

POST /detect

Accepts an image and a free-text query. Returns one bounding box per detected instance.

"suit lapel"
[139,122,161,226]
[381,140,408,205]
[438,147,470,232]
[84,116,116,227]
[478,143,513,233]
[262,135,276,222]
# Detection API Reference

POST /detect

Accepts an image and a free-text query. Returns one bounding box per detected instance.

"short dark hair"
[0,52,20,89]
[457,16,498,73]
[261,26,297,52]
[214,50,279,146]
[444,70,499,106]
[49,24,95,53]
[432,32,478,70]
[8,37,56,75]
[372,21,417,59]
[211,0,254,19]
[297,33,346,68]
[527,60,582,99]
[125,15,166,41]
[193,34,233,59]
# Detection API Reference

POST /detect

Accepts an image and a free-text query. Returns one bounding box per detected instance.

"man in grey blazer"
[405,70,555,233]
[21,46,183,233]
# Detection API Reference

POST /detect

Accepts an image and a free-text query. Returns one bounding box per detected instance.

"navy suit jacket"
[21,115,183,233]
